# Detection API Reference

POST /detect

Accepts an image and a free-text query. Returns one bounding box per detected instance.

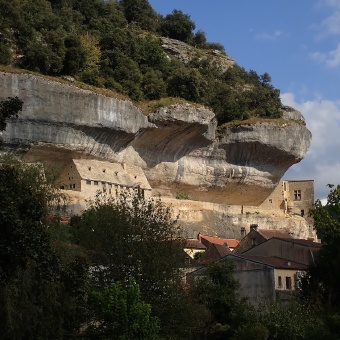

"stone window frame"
[294,190,301,201]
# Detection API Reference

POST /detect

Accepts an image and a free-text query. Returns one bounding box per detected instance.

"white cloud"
[255,30,285,41]
[321,10,340,36]
[317,0,340,10]
[281,93,340,201]
[310,43,340,67]
[314,1,340,38]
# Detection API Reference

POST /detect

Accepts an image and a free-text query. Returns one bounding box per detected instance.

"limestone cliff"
[1,71,311,208]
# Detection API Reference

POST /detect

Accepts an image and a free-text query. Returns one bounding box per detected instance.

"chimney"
[240,227,246,238]
[250,224,258,231]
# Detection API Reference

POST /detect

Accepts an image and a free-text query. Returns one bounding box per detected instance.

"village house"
[241,237,321,266]
[58,159,152,198]
[188,254,308,306]
[234,225,293,254]
[198,233,239,251]
[258,179,314,219]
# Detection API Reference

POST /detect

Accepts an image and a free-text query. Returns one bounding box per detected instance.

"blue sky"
[149,0,340,202]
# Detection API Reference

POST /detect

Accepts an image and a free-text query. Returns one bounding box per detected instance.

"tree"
[71,194,189,332]
[87,278,160,339]
[303,185,340,311]
[0,97,23,132]
[167,67,207,103]
[300,184,340,338]
[120,0,160,32]
[0,157,88,339]
[160,9,195,42]
[190,261,250,337]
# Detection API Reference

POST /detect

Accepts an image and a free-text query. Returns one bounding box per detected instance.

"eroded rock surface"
[1,71,312,206]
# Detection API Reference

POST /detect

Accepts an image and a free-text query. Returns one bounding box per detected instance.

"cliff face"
[0,71,311,206]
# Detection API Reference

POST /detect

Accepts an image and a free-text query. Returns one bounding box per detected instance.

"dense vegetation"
[0,0,282,125]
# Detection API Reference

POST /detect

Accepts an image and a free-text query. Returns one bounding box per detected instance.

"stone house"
[241,237,321,266]
[59,159,152,198]
[234,226,293,254]
[183,239,207,259]
[259,179,314,219]
[188,254,308,306]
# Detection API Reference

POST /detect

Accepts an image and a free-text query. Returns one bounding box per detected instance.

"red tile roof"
[199,235,239,248]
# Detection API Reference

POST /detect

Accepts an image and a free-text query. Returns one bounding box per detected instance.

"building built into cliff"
[58,159,152,199]
[258,179,314,219]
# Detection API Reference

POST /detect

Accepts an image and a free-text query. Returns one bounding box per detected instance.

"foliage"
[176,191,189,200]
[120,0,160,32]
[253,301,321,340]
[0,97,23,131]
[0,157,88,339]
[190,261,251,337]
[71,193,203,336]
[301,184,340,334]
[160,9,195,42]
[87,278,160,339]
[0,0,282,124]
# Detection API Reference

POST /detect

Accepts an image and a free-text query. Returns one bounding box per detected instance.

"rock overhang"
[1,71,312,206]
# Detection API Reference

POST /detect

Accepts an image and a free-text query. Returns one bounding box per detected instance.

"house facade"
[259,179,314,218]
[59,159,152,198]
[234,226,293,254]
[188,254,307,306]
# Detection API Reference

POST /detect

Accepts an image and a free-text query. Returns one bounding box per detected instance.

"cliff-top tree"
[160,9,196,42]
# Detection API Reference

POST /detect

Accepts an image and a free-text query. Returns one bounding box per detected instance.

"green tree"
[160,9,195,42]
[71,193,205,337]
[0,97,23,132]
[0,157,88,339]
[120,0,160,32]
[254,301,322,340]
[167,67,207,102]
[190,261,250,337]
[71,193,183,299]
[302,185,340,315]
[87,278,160,339]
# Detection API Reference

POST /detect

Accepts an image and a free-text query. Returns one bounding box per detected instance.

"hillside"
[0,0,313,238]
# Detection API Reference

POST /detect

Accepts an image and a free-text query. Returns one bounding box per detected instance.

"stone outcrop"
[1,71,312,207]
[160,37,234,72]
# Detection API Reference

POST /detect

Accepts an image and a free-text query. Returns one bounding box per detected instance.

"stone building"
[259,179,314,218]
[59,159,152,198]
[188,254,308,306]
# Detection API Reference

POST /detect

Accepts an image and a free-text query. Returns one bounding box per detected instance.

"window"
[294,190,301,201]
[72,184,75,189]
[94,181,99,186]
[269,199,272,203]
[286,276,292,290]
[278,276,282,288]
[86,180,91,185]
[60,185,64,189]
[88,166,91,171]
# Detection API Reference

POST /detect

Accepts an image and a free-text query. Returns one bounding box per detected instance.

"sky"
[149,0,340,202]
